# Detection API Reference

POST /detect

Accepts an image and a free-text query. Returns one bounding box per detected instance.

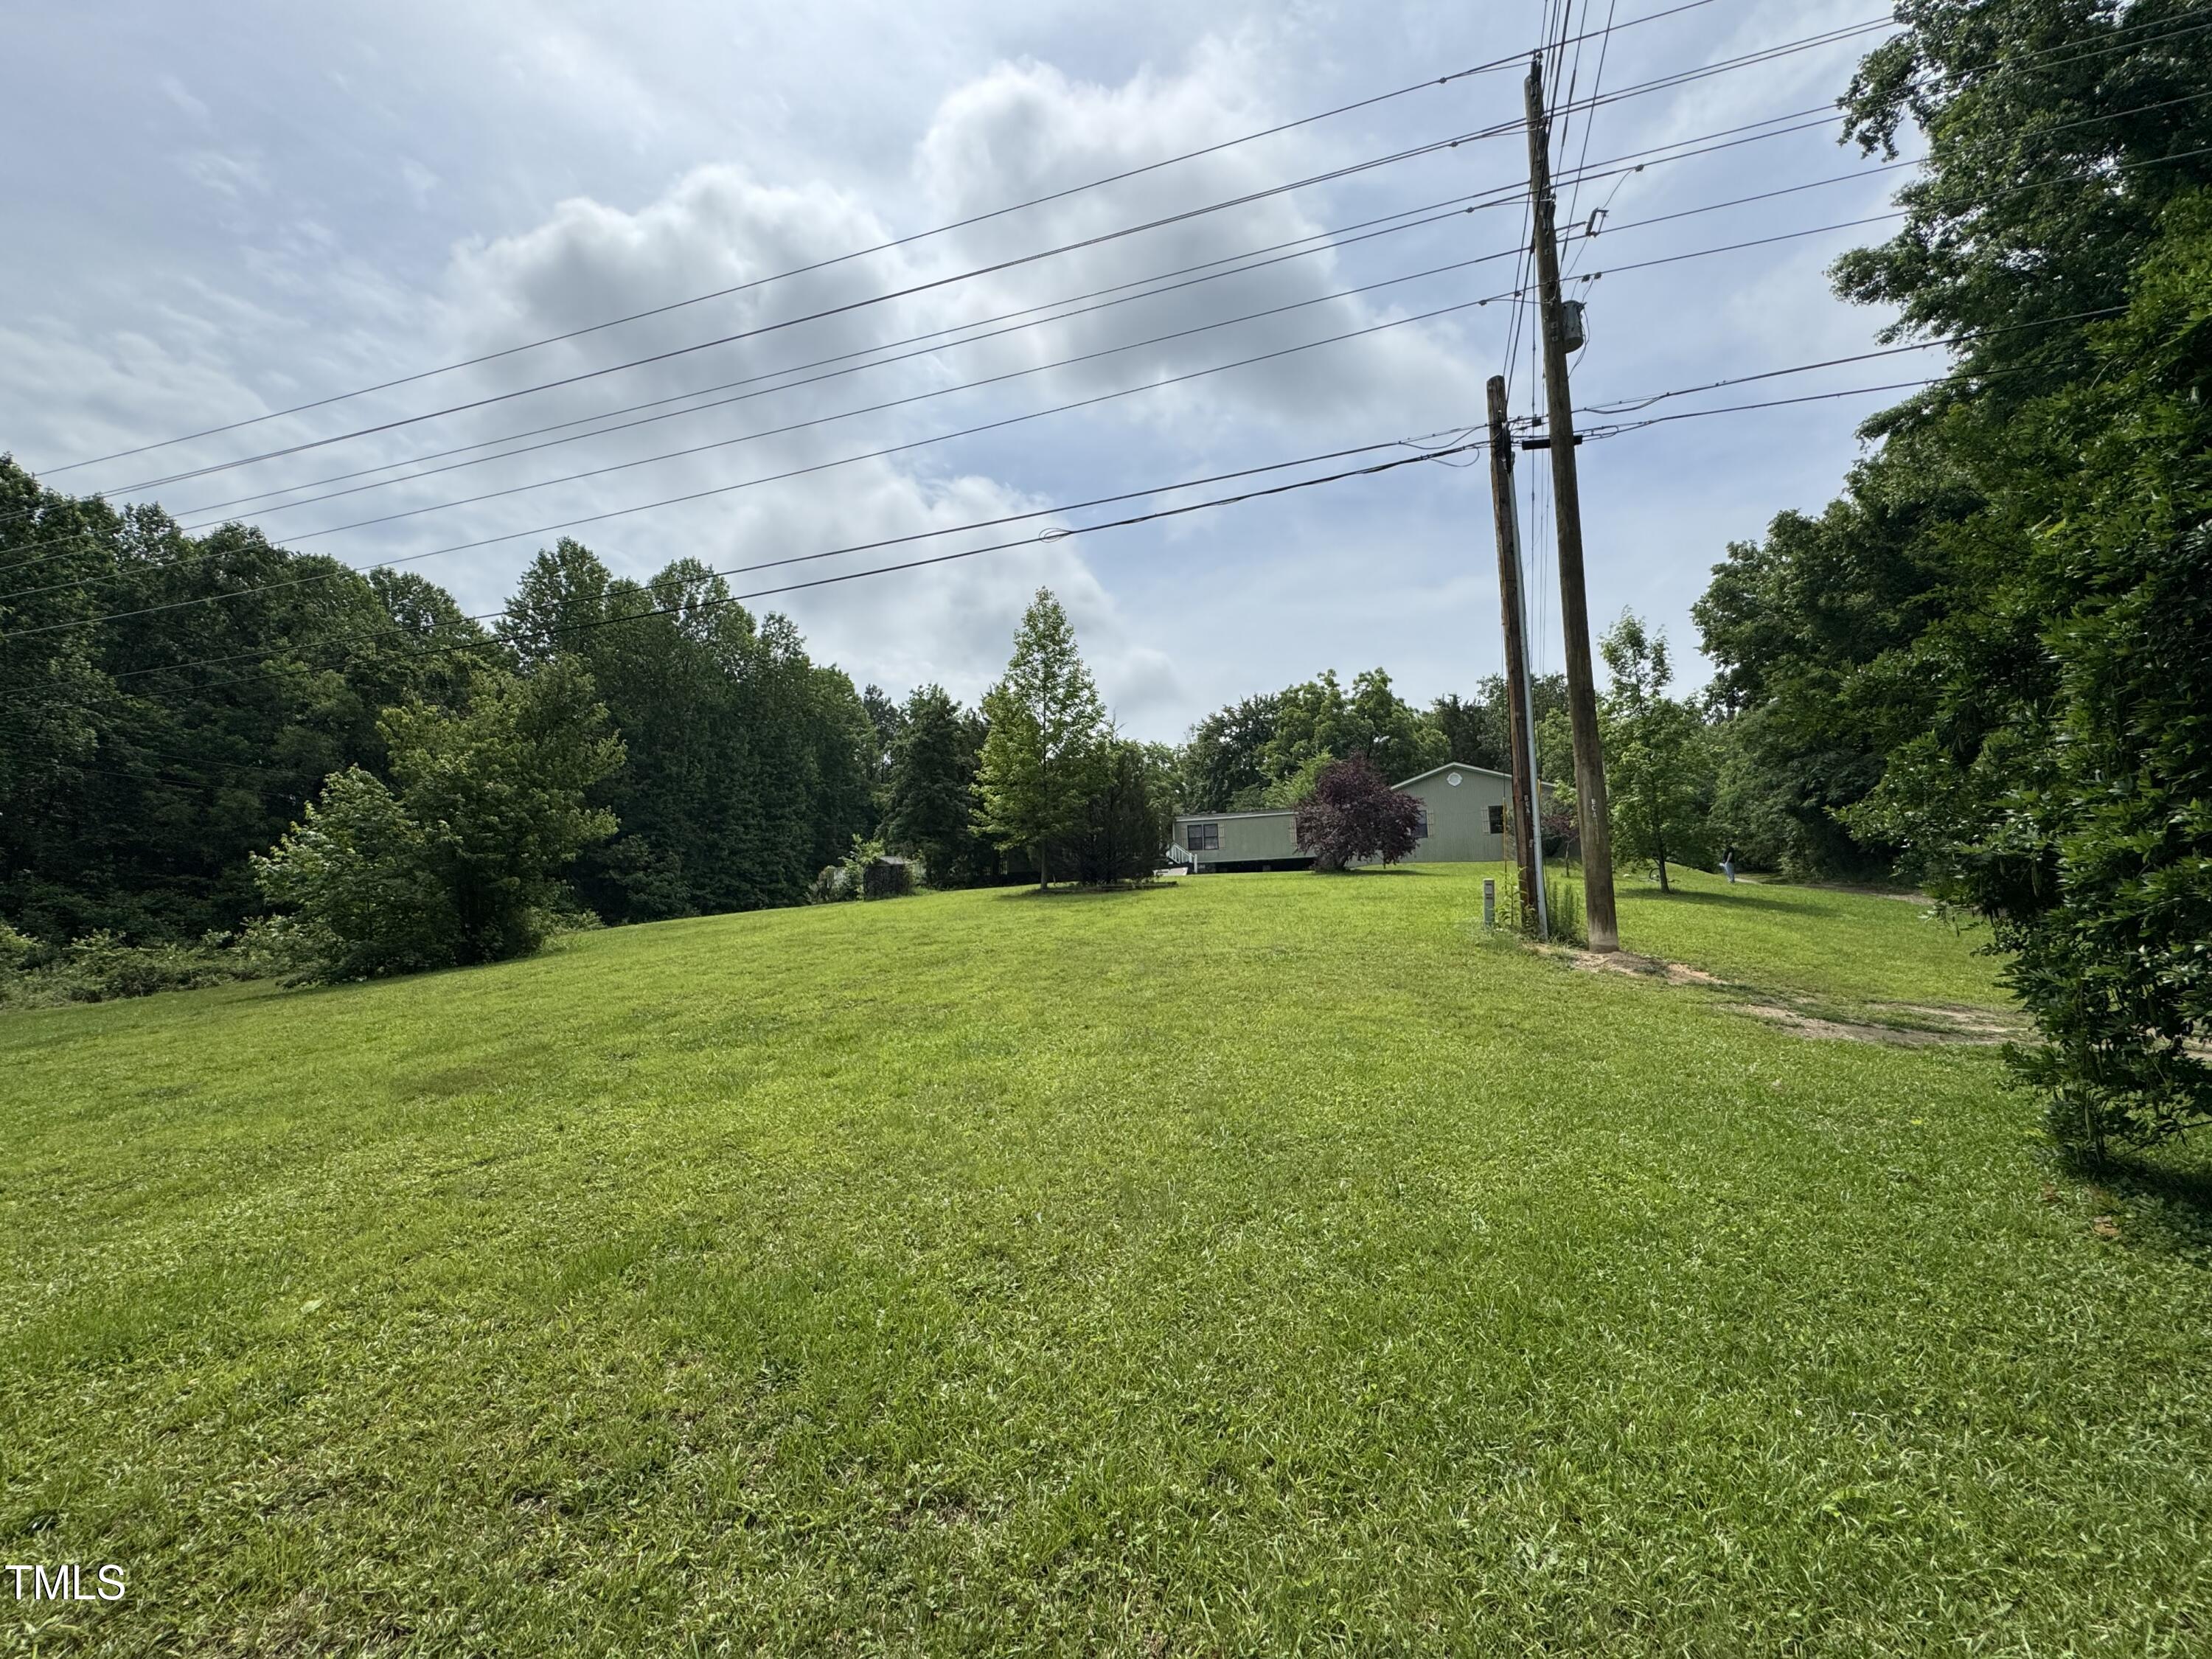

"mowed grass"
[3,867,2208,1655]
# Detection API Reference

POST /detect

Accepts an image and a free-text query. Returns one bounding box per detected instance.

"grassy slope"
[2,866,2207,1655]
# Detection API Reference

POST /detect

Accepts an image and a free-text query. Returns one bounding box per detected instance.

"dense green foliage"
[501,541,877,922]
[1175,668,1454,812]
[0,920,263,1009]
[255,662,624,979]
[1060,740,1175,883]
[0,467,888,958]
[1428,672,1568,780]
[1599,614,1714,892]
[1848,201,2212,1152]
[1694,0,2212,1148]
[881,684,1001,886]
[0,459,489,942]
[11,869,2205,1652]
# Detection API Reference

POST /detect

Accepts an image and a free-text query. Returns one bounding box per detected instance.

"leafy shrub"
[1494,865,1587,948]
[255,663,623,981]
[0,926,262,1009]
[254,768,457,980]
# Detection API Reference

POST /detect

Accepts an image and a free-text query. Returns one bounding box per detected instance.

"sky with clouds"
[1,0,1915,741]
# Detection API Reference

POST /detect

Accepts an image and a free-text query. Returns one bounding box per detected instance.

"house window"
[1413,804,1430,838]
[1187,822,1221,852]
[1489,804,1505,835]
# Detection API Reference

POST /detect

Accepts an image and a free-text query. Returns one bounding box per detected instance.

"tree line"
[0,451,1706,993]
[0,474,881,967]
[1688,0,2211,1153]
[0,478,1186,990]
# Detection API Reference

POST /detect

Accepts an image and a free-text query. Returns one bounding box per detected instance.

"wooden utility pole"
[1484,373,1540,928]
[1523,54,1619,952]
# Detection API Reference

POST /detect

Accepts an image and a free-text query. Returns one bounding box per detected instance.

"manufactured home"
[1172,762,1535,872]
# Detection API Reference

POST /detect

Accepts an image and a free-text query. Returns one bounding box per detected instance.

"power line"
[20,0,2188,530]
[21,438,1484,712]
[66,439,1461,687]
[1567,305,2129,421]
[26,80,1834,568]
[0,361,2105,779]
[1565,0,1623,234]
[7,197,1951,643]
[153,191,1526,527]
[1891,2,2212,106]
[2,185,1530,571]
[591,444,1489,622]
[33,0,1726,479]
[14,14,2192,615]
[27,13,1896,512]
[21,94,2205,625]
[1583,374,1978,435]
[0,266,1531,637]
[57,125,1512,498]
[159,210,1528,536]
[4,190,1938,641]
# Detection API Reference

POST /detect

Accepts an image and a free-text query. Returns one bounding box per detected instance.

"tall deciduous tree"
[1598,614,1714,893]
[1175,668,1459,813]
[1695,0,2212,1150]
[1430,674,1569,779]
[976,589,1107,888]
[1265,667,1446,785]
[1176,692,1279,813]
[0,461,495,944]
[498,542,876,920]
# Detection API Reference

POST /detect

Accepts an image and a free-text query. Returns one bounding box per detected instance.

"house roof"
[1174,760,1545,824]
[1177,765,1557,827]
[1391,759,1513,790]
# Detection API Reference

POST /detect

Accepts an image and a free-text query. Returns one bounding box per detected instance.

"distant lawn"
[1611,863,2008,1010]
[4,866,2208,1655]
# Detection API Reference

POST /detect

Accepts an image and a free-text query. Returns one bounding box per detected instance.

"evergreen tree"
[1056,737,1172,884]
[884,685,992,886]
[976,589,1107,888]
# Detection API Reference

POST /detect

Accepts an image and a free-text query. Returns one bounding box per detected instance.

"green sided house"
[1172,762,1528,872]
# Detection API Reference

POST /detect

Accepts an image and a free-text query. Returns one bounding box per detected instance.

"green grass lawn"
[4,866,2208,1655]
